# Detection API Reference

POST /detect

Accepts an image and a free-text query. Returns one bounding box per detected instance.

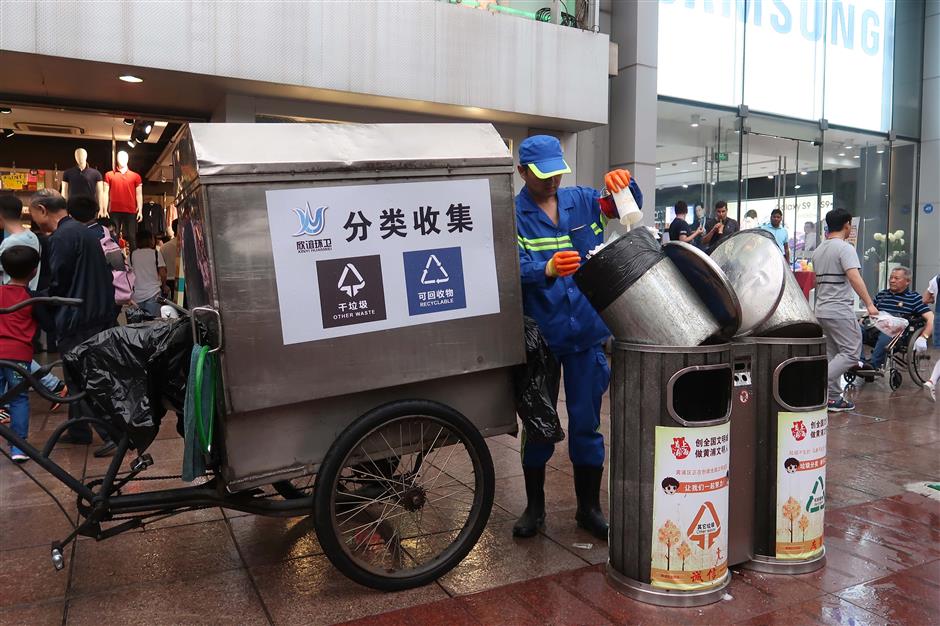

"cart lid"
[178,122,514,183]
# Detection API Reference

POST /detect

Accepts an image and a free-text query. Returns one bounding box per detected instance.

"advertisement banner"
[775,409,827,560]
[651,423,730,590]
[265,179,500,345]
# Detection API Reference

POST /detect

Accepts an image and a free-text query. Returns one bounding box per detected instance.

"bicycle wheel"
[313,400,494,591]
[908,329,937,386]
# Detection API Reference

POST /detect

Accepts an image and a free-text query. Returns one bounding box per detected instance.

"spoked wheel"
[313,400,494,591]
[889,368,903,390]
[908,332,937,387]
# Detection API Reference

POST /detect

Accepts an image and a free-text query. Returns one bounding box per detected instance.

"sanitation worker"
[513,135,642,540]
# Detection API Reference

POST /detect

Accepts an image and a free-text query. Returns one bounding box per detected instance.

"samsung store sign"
[658,0,894,131]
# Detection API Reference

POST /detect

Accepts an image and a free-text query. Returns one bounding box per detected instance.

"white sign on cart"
[266,178,501,345]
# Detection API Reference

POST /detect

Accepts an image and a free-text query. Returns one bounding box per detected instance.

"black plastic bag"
[512,317,565,445]
[574,227,664,312]
[63,318,194,453]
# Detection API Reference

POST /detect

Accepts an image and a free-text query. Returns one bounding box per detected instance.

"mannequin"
[104,150,143,250]
[61,148,106,209]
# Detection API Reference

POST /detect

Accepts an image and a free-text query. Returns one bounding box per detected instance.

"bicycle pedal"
[131,454,154,472]
[50,545,65,571]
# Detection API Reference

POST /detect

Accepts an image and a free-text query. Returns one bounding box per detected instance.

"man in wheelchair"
[858,266,933,375]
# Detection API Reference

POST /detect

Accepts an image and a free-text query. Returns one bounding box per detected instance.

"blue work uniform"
[516,180,643,468]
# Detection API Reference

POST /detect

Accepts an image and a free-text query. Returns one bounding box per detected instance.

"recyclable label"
[775,410,827,560]
[650,423,730,590]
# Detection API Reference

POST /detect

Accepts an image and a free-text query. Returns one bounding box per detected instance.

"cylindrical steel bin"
[575,230,722,346]
[753,257,822,338]
[608,342,733,607]
[740,336,829,574]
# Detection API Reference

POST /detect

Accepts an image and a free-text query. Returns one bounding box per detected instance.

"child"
[0,245,42,462]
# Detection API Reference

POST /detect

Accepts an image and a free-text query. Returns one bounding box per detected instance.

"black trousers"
[111,212,138,251]
[58,322,115,443]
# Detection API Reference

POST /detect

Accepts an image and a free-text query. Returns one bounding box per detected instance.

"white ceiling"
[1,104,167,143]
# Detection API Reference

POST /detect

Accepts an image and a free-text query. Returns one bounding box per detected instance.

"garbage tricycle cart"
[0,123,525,591]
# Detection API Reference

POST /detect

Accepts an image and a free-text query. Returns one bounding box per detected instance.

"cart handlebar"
[0,297,83,315]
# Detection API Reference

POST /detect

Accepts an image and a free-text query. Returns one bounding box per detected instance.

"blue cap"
[518,135,571,179]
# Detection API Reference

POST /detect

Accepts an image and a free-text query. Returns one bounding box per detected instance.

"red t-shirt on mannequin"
[105,169,142,214]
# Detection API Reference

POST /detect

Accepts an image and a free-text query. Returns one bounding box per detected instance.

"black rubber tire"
[907,328,933,386]
[889,368,903,390]
[313,399,494,591]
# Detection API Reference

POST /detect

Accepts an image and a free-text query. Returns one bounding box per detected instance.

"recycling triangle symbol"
[805,476,825,513]
[420,254,450,285]
[338,263,366,297]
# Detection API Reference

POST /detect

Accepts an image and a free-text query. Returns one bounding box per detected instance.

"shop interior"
[654,100,920,293]
[0,102,187,240]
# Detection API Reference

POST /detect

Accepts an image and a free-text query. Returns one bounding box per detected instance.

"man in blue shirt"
[760,208,790,264]
[863,267,934,368]
[513,135,642,540]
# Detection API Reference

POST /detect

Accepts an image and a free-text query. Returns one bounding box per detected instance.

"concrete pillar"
[915,2,940,293]
[608,0,658,229]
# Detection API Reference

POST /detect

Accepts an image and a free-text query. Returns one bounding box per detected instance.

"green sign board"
[716,152,729,162]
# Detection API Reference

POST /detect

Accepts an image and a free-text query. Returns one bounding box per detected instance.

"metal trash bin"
[739,336,829,574]
[608,342,733,607]
[727,341,756,567]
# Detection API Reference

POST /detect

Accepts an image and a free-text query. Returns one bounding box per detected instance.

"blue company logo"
[292,203,328,237]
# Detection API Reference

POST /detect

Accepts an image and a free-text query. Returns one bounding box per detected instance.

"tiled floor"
[1,367,937,625]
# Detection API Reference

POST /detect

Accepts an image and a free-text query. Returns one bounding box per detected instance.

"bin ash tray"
[708,229,787,336]
[663,241,742,341]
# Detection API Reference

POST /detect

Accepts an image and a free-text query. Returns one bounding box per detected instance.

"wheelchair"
[844,315,936,391]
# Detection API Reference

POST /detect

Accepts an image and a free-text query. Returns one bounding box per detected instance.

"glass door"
[735,114,822,265]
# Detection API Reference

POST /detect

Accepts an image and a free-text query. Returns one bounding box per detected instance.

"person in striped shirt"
[864,267,934,369]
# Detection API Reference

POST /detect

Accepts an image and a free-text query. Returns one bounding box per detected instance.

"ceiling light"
[656,164,662,170]
[127,140,137,148]
[692,158,698,165]
[682,184,689,188]
[690,114,700,128]
[123,118,134,126]
[0,107,10,115]
[794,184,801,189]
[2,129,14,139]
[876,146,885,154]
[853,154,860,159]
[838,152,846,157]
[119,74,143,83]
[767,174,773,179]
[800,170,808,175]
[143,123,153,134]
[710,181,717,186]
[844,144,853,150]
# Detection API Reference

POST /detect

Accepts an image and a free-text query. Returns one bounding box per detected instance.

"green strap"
[193,345,215,454]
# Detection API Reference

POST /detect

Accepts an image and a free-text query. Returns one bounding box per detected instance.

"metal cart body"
[172,123,525,490]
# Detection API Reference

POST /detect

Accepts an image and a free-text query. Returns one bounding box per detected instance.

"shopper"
[0,196,68,412]
[760,208,790,263]
[863,267,933,369]
[668,201,703,243]
[28,190,116,455]
[690,204,707,249]
[513,134,643,541]
[0,245,42,462]
[161,219,180,296]
[701,200,739,252]
[813,208,879,412]
[924,273,939,348]
[129,230,168,318]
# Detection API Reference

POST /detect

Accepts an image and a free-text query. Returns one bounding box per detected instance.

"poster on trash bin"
[265,179,500,344]
[650,423,730,590]
[776,409,827,560]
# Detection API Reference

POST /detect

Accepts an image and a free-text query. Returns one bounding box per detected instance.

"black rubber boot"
[512,466,546,538]
[573,465,609,541]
